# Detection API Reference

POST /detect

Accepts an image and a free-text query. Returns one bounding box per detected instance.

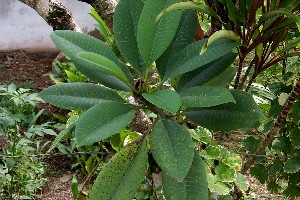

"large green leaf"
[150,120,194,180]
[137,0,182,68]
[203,66,236,87]
[284,158,300,173]
[142,89,181,114]
[75,102,135,146]
[156,10,198,77]
[39,83,124,110]
[183,90,264,131]
[76,52,130,86]
[113,0,145,72]
[162,151,208,200]
[51,30,131,91]
[89,141,147,200]
[164,38,240,79]
[179,86,235,108]
[177,52,237,90]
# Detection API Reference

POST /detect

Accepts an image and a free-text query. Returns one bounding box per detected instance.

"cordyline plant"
[39,0,264,199]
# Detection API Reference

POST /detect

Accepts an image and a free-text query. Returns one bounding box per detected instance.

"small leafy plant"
[0,84,51,199]
[39,0,264,198]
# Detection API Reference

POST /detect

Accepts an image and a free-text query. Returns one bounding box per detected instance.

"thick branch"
[241,78,300,174]
[19,0,81,31]
[78,0,118,30]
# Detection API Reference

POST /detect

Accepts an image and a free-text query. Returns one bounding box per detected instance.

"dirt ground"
[0,50,284,200]
[0,50,79,200]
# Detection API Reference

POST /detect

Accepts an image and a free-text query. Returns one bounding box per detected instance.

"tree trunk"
[18,0,81,31]
[78,0,118,31]
[19,0,118,32]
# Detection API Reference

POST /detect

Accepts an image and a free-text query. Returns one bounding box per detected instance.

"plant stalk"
[241,78,300,174]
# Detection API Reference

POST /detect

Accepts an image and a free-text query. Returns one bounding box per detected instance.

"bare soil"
[0,51,80,200]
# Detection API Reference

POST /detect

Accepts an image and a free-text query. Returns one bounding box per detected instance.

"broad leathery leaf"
[76,52,130,86]
[284,158,300,173]
[114,0,145,72]
[177,52,237,90]
[75,102,135,146]
[156,10,198,77]
[150,120,194,180]
[89,141,147,200]
[39,83,124,111]
[157,1,220,22]
[183,90,264,131]
[137,0,182,68]
[142,89,181,114]
[179,86,235,108]
[163,151,208,200]
[200,30,240,54]
[164,38,240,79]
[203,66,236,87]
[51,31,131,91]
[258,9,300,32]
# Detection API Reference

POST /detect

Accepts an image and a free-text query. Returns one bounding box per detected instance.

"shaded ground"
[0,51,55,92]
[0,51,79,200]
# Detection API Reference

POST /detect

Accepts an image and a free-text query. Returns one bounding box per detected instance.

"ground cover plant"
[0,84,54,199]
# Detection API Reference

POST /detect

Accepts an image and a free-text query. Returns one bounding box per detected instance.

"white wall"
[0,0,95,52]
